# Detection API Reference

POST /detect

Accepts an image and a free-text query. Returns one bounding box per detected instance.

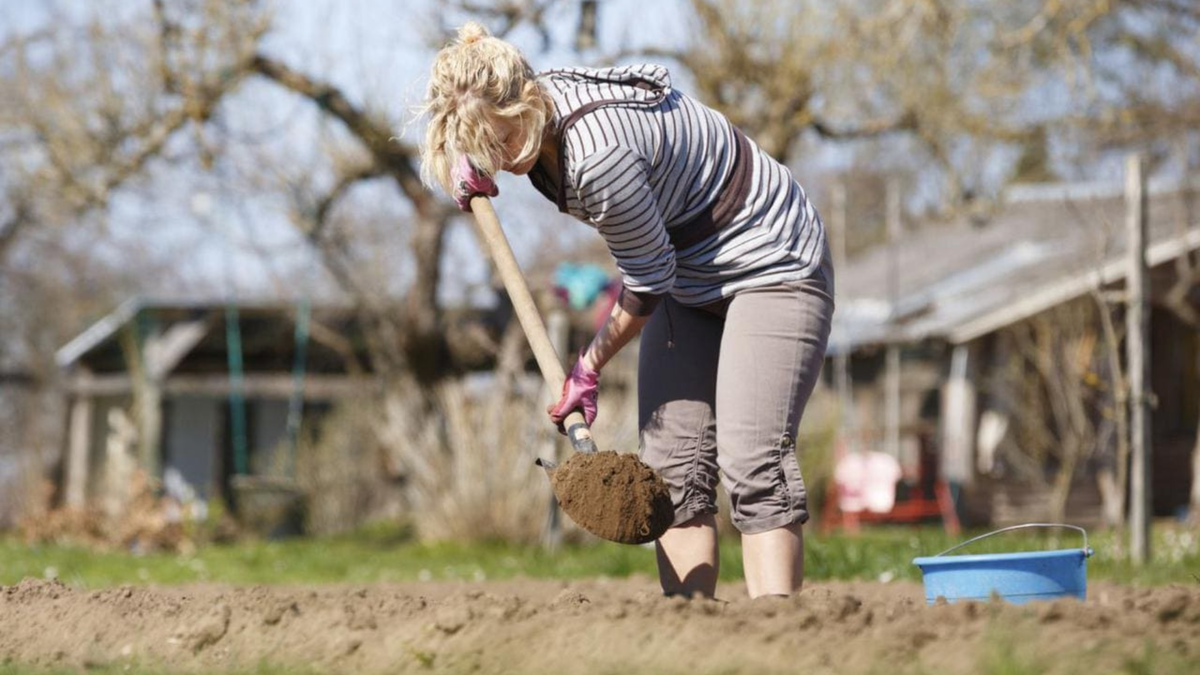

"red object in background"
[820,432,961,536]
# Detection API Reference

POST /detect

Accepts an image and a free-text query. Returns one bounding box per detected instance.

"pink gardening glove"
[452,154,498,212]
[547,352,600,433]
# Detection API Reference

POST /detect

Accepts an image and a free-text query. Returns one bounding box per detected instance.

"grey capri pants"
[637,255,834,534]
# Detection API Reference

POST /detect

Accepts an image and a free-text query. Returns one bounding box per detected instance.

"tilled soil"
[0,577,1196,674]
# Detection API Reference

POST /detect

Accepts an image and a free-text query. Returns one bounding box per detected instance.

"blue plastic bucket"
[913,523,1094,605]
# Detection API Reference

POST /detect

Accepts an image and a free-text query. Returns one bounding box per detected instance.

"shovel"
[470,195,673,545]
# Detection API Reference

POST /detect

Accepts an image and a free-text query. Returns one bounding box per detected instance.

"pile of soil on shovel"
[550,451,674,545]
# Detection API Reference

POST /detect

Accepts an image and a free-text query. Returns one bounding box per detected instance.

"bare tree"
[995,301,1113,523]
[0,1,493,385]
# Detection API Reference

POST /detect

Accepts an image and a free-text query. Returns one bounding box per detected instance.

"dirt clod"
[549,451,674,544]
[1156,591,1189,623]
[549,590,590,610]
[345,603,378,631]
[1038,600,1067,623]
[433,606,471,635]
[187,603,231,653]
[836,594,863,620]
[262,600,298,626]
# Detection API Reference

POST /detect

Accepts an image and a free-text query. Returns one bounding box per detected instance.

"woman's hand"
[452,154,498,212]
[546,300,652,432]
[548,353,600,431]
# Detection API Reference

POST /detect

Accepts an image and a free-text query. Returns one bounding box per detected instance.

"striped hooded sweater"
[528,64,827,315]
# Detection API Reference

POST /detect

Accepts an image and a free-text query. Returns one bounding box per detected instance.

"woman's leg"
[742,520,804,597]
[638,298,724,598]
[655,513,719,597]
[716,261,833,599]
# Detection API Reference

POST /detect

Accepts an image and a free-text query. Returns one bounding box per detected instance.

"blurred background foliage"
[0,0,1198,546]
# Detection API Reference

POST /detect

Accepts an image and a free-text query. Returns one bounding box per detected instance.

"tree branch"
[0,197,32,266]
[310,164,385,241]
[249,53,435,217]
[440,0,561,42]
[810,111,918,140]
[249,52,458,382]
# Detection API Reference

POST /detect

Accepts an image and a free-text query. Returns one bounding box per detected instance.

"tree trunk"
[403,211,449,384]
[1048,444,1080,525]
[0,200,32,268]
[1190,394,1200,525]
[1093,289,1129,527]
[120,322,162,480]
[249,53,453,386]
[1096,468,1122,528]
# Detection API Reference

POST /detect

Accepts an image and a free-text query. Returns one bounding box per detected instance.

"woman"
[421,23,833,599]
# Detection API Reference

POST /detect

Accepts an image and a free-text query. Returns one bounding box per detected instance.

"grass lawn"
[1,520,1196,588]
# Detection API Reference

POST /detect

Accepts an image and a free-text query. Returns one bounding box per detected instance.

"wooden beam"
[65,373,131,396]
[1127,154,1152,565]
[885,345,901,458]
[55,298,141,369]
[0,370,37,386]
[144,317,211,379]
[121,321,162,479]
[65,372,377,399]
[940,344,976,486]
[885,178,902,458]
[831,183,855,437]
[166,374,376,399]
[65,378,93,508]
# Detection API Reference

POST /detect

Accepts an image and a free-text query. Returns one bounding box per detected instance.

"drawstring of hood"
[534,65,671,214]
[664,301,675,349]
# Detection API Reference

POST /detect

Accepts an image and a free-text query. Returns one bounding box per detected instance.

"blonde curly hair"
[420,22,553,195]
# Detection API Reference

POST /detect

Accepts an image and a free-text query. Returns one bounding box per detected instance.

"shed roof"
[55,297,372,376]
[831,177,1200,354]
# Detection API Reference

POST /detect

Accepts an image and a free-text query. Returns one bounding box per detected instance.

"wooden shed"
[55,298,379,514]
[829,177,1200,526]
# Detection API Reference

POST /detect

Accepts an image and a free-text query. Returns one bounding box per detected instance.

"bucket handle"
[934,523,1093,558]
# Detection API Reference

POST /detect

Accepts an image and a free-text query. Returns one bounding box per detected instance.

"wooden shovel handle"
[470,196,598,454]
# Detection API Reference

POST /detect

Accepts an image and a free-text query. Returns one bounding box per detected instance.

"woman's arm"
[548,296,649,430]
[549,144,670,428]
[572,144,674,372]
[581,300,651,371]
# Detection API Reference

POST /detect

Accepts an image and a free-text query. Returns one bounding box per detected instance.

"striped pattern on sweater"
[530,65,827,308]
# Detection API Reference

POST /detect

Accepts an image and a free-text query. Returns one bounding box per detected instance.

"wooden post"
[64,372,94,508]
[121,319,163,480]
[542,306,569,550]
[885,177,902,458]
[1126,154,1152,564]
[885,348,901,458]
[831,183,855,437]
[103,407,138,519]
[941,344,976,486]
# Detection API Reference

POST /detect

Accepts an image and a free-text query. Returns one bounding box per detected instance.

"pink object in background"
[834,451,902,514]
